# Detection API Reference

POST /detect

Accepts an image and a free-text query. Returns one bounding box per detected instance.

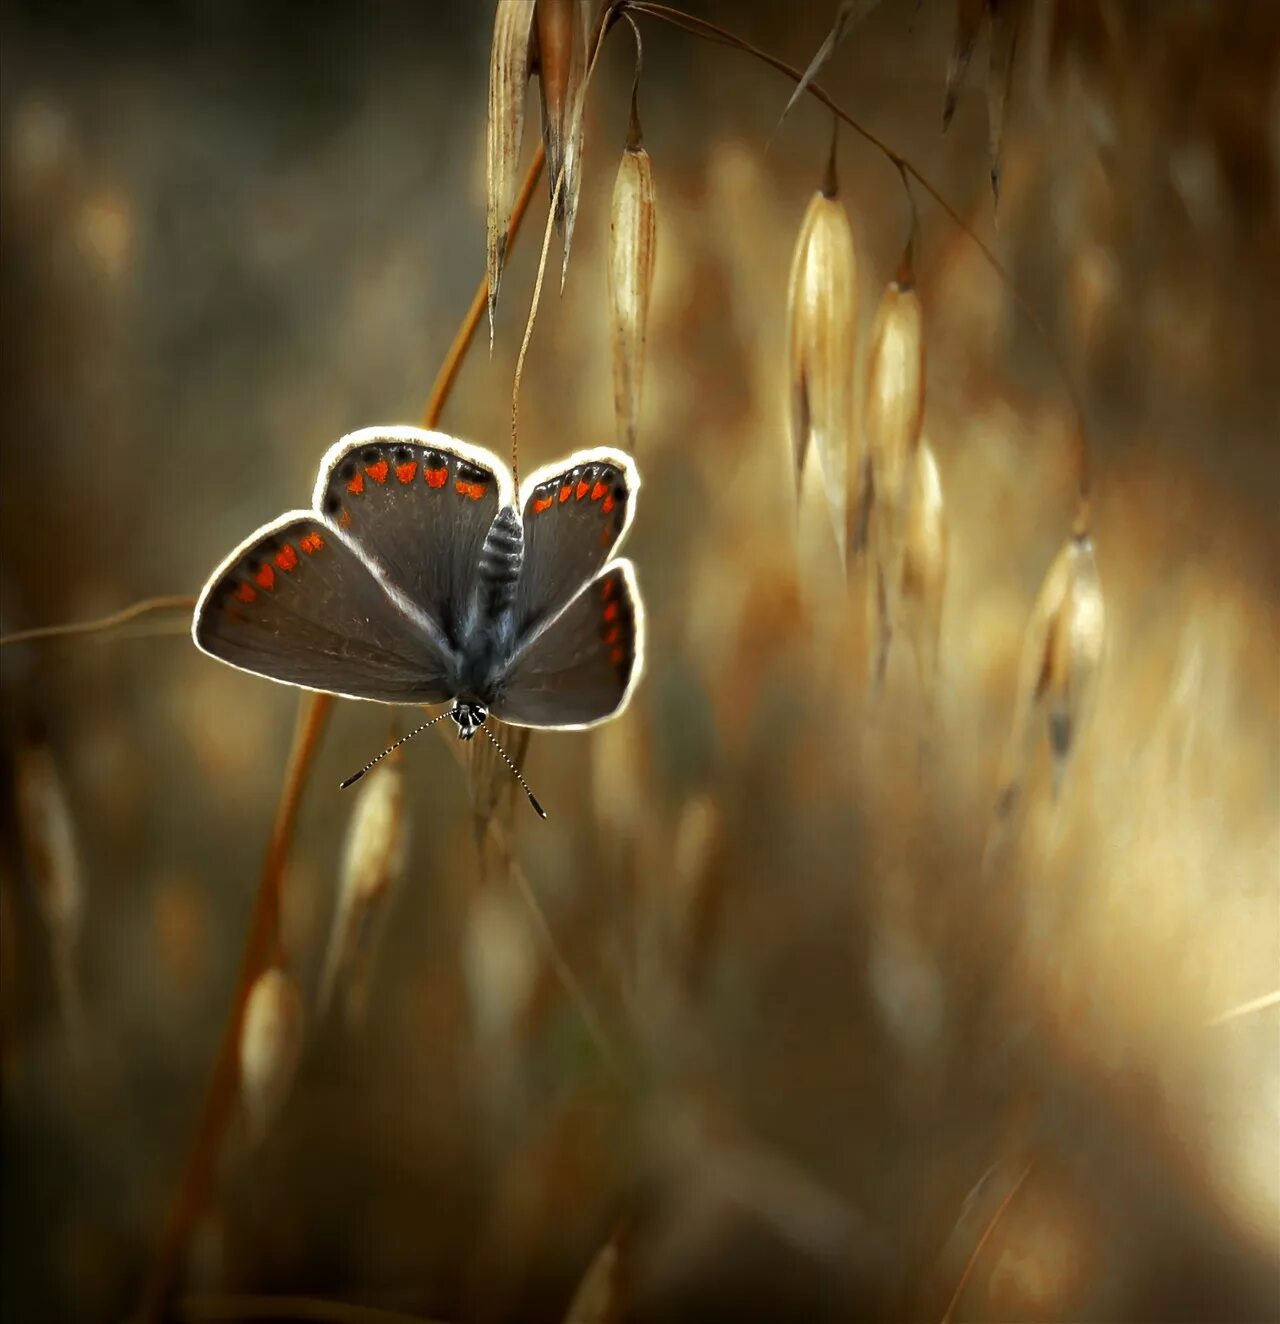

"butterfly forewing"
[493,561,643,728]
[316,427,512,650]
[194,513,454,703]
[516,448,637,640]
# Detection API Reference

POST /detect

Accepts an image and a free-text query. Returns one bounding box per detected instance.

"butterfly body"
[193,426,644,734]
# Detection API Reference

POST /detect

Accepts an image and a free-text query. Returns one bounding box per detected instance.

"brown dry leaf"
[899,438,948,720]
[318,757,409,1026]
[997,532,1106,816]
[862,270,925,616]
[786,163,859,567]
[608,134,657,449]
[239,965,303,1143]
[486,0,537,343]
[14,737,84,1043]
[987,0,1022,209]
[561,1226,626,1323]
[943,0,988,130]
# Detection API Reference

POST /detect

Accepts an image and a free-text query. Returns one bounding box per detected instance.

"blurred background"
[2,0,1278,1320]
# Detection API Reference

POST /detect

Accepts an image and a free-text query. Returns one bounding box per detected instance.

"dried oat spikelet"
[943,0,987,131]
[15,737,84,1042]
[987,0,1022,209]
[786,141,859,566]
[998,532,1106,813]
[534,0,589,286]
[486,0,537,343]
[607,103,657,450]
[562,1226,626,1323]
[863,260,925,597]
[239,965,303,1143]
[899,438,948,718]
[318,757,409,1026]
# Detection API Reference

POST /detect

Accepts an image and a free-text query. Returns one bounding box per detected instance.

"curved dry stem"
[623,0,1092,527]
[141,140,556,1324]
[940,1160,1033,1322]
[0,594,197,647]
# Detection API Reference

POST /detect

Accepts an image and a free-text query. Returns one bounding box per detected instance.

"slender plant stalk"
[939,1160,1032,1323]
[0,594,197,647]
[623,0,1092,529]
[140,143,553,1324]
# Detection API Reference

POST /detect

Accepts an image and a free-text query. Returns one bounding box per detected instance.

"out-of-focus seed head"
[786,177,859,567]
[486,0,537,342]
[1000,532,1106,809]
[899,438,948,713]
[14,738,82,946]
[863,273,925,588]
[319,758,409,1024]
[608,139,657,450]
[239,965,303,1143]
[562,1226,626,1323]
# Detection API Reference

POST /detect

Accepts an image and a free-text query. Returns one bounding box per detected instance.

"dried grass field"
[1,1,1278,1321]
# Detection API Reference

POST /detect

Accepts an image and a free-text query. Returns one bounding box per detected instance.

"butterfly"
[192,425,644,814]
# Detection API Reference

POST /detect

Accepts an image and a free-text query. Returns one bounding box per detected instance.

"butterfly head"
[450,700,488,741]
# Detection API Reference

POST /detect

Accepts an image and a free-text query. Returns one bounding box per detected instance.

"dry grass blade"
[776,0,884,132]
[987,0,1021,209]
[608,124,657,449]
[863,266,925,672]
[786,144,859,566]
[0,593,197,647]
[14,737,84,1045]
[319,757,410,1026]
[486,0,537,343]
[992,533,1106,831]
[943,0,987,130]
[239,965,304,1144]
[561,1226,627,1323]
[899,438,948,722]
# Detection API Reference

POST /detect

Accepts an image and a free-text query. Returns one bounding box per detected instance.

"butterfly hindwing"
[492,560,643,728]
[193,512,454,704]
[515,448,638,641]
[315,426,513,650]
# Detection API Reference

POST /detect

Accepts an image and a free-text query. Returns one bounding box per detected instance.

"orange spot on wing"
[425,466,448,488]
[610,646,625,667]
[395,461,417,484]
[601,578,615,599]
[300,531,325,554]
[603,602,619,623]
[255,563,275,590]
[590,481,608,501]
[601,495,615,514]
[366,458,389,484]
[604,624,621,645]
[234,582,256,604]
[559,485,572,503]
[346,470,365,495]
[533,495,553,513]
[338,509,352,528]
[455,480,486,500]
[575,479,590,500]
[275,544,299,571]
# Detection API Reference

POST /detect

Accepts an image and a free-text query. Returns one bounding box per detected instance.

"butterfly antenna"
[340,708,453,789]
[481,722,547,819]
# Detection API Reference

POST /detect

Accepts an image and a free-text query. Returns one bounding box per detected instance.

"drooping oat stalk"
[0,593,196,648]
[786,123,858,566]
[607,24,658,450]
[486,0,538,345]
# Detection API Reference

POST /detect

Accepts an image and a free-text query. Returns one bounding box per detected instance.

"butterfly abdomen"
[477,505,524,619]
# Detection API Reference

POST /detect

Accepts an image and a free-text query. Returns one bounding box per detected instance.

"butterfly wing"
[193,512,455,703]
[514,448,638,641]
[491,560,644,728]
[315,426,514,650]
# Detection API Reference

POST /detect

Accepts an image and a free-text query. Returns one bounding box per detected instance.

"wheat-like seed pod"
[863,271,925,598]
[899,438,948,719]
[486,0,537,341]
[786,171,859,569]
[14,738,83,1042]
[318,758,409,1026]
[534,0,589,287]
[998,532,1106,813]
[561,1226,625,1323]
[608,131,657,450]
[239,965,303,1143]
